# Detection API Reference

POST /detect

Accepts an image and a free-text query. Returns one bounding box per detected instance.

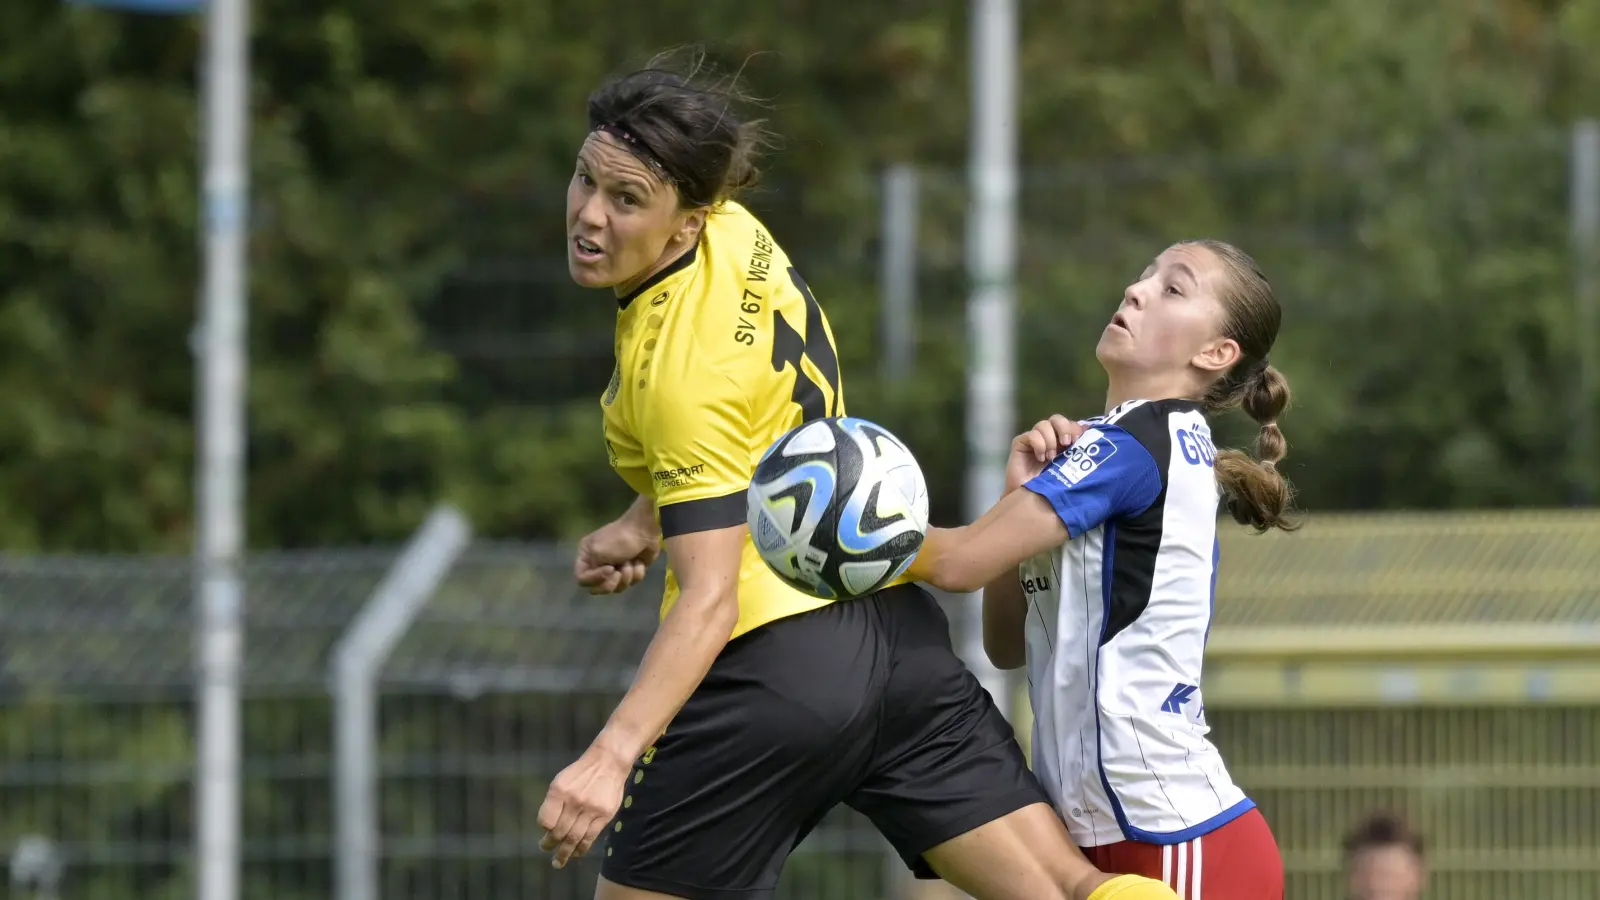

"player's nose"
[1121,283,1147,310]
[574,192,607,230]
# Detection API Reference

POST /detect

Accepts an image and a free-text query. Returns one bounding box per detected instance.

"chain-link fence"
[4,511,1600,900]
[377,543,896,900]
[1,551,379,900]
[1204,511,1600,900]
[0,543,897,900]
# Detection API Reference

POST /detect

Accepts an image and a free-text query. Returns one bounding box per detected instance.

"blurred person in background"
[535,50,1179,900]
[907,241,1294,898]
[1343,813,1427,900]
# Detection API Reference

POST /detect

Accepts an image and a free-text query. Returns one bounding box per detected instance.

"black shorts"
[600,583,1049,900]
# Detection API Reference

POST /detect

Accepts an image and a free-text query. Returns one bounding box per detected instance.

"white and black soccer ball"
[747,416,930,600]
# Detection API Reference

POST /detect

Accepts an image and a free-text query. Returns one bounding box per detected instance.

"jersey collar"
[618,243,699,310]
[1104,397,1207,422]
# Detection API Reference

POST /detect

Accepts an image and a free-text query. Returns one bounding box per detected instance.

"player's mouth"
[572,236,605,263]
[1108,312,1132,334]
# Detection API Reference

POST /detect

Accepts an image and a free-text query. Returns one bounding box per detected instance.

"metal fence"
[0,535,895,900]
[5,511,1600,900]
[1205,511,1600,900]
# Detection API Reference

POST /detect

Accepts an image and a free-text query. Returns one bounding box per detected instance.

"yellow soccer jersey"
[1086,876,1181,900]
[602,201,847,638]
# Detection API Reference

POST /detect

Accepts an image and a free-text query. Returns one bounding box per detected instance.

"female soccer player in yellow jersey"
[533,52,1180,900]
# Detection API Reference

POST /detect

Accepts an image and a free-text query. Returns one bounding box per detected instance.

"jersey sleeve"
[1021,425,1162,538]
[639,368,755,539]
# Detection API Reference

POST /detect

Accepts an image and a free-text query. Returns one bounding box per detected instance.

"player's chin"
[1094,330,1128,364]
[567,256,614,289]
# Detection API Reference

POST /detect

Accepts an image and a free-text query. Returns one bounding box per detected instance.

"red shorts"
[1081,808,1284,900]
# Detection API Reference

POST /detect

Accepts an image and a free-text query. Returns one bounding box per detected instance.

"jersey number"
[771,267,842,422]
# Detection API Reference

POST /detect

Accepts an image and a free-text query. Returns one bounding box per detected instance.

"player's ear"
[1192,336,1240,375]
[678,207,709,245]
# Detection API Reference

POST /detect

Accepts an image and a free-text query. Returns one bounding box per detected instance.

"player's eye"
[618,193,639,208]
[1165,283,1183,296]
[577,172,595,188]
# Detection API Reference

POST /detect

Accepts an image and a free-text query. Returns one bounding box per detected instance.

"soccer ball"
[747,416,930,600]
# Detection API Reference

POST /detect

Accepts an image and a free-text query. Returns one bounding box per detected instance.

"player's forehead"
[1152,241,1209,273]
[1144,244,1220,286]
[1352,844,1423,871]
[577,132,664,194]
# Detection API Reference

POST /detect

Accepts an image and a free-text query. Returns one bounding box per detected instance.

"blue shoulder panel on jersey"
[1021,425,1163,538]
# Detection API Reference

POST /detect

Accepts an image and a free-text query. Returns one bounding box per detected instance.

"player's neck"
[1103,373,1197,413]
[613,236,697,301]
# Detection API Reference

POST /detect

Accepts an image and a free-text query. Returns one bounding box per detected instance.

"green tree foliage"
[6,6,1600,899]
[2,0,1599,545]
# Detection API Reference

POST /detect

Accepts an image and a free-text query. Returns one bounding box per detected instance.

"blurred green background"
[4,1,1600,899]
[6,0,1600,551]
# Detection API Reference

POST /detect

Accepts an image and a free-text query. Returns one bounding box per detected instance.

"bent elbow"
[676,582,741,638]
[707,587,740,637]
[927,557,985,595]
[936,575,986,595]
[984,641,1026,671]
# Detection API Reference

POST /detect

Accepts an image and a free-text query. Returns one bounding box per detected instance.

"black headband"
[593,123,675,184]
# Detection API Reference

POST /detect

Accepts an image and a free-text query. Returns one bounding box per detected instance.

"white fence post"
[1571,119,1599,505]
[194,0,251,897]
[881,164,921,385]
[963,0,1018,713]
[331,506,473,900]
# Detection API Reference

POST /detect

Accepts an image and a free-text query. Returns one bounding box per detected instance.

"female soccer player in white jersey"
[908,239,1292,899]
[535,51,1180,900]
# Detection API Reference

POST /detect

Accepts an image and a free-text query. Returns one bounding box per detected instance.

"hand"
[1005,415,1089,493]
[537,742,633,869]
[575,517,659,595]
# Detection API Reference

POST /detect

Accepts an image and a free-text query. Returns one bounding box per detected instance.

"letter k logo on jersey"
[1160,683,1198,715]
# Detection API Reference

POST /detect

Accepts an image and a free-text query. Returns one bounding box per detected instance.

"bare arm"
[590,524,744,764]
[906,488,1069,595]
[620,493,659,536]
[982,572,1029,670]
[973,413,1091,670]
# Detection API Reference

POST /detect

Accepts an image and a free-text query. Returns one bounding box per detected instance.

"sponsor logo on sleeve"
[651,463,706,488]
[1048,430,1118,487]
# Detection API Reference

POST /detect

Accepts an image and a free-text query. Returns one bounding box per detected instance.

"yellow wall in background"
[1009,511,1600,899]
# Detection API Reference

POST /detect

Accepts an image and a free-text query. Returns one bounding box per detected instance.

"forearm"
[908,523,1018,594]
[906,490,1069,594]
[982,573,1028,670]
[620,494,659,535]
[906,525,979,593]
[593,587,739,763]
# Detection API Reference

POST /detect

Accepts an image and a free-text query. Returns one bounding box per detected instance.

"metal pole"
[881,164,921,384]
[963,0,1018,711]
[1572,119,1600,506]
[195,0,250,897]
[333,506,473,900]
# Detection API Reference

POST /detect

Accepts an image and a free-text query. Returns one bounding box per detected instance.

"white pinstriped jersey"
[1018,398,1253,847]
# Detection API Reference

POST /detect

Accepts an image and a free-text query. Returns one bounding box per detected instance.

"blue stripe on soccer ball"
[751,459,836,538]
[747,416,929,601]
[835,480,916,555]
